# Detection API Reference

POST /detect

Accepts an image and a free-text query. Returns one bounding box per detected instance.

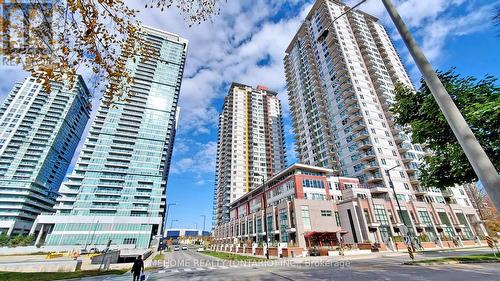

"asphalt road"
[145,248,500,281]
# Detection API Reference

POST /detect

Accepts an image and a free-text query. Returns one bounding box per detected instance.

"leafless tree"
[1,0,223,99]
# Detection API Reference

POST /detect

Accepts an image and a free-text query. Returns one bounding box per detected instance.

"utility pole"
[170,219,178,229]
[164,203,176,235]
[256,173,270,259]
[381,0,500,209]
[200,215,206,232]
[386,166,413,246]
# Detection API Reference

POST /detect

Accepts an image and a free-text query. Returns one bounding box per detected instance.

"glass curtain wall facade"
[34,26,188,249]
[0,76,91,235]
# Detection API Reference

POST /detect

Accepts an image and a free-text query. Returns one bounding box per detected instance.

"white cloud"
[170,141,218,175]
[344,0,494,81]
[130,0,313,135]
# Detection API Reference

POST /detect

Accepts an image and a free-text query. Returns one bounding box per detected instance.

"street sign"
[485,236,498,257]
[407,246,414,260]
[486,236,494,249]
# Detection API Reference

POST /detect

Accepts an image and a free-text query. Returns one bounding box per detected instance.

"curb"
[404,260,500,266]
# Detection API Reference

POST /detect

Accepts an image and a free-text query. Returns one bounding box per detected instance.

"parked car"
[89,248,99,254]
[174,245,180,251]
[196,247,204,252]
[182,245,187,250]
[80,249,88,255]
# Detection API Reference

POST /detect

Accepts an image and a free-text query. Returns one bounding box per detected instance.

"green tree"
[391,69,500,188]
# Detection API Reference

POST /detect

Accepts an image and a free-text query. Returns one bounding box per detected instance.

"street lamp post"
[164,203,176,235]
[386,165,413,248]
[381,0,500,209]
[200,215,206,233]
[319,0,500,215]
[255,173,270,259]
[169,219,178,229]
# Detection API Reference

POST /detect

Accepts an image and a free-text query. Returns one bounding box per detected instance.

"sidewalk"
[417,245,489,253]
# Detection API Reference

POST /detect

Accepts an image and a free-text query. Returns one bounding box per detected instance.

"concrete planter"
[357,243,372,250]
[462,240,477,246]
[421,242,438,249]
[318,249,330,256]
[255,247,264,255]
[394,242,406,250]
[282,247,303,258]
[268,247,278,256]
[442,241,457,248]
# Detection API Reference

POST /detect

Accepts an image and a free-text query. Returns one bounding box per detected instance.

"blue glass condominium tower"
[0,76,91,235]
[32,26,188,249]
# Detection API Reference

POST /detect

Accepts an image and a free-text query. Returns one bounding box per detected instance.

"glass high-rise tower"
[32,26,188,249]
[0,76,91,235]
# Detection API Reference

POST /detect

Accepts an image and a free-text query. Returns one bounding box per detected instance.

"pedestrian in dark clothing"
[131,255,144,281]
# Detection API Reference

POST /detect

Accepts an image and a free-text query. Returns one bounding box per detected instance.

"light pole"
[164,203,176,235]
[200,215,206,233]
[169,219,178,229]
[255,173,269,259]
[386,165,413,247]
[380,0,500,209]
[319,0,500,217]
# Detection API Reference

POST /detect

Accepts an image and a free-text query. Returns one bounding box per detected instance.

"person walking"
[131,255,144,281]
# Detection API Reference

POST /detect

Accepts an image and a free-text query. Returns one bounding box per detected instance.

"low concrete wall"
[90,250,120,265]
[282,248,303,258]
[421,242,438,249]
[0,244,146,256]
[462,240,477,246]
[0,259,82,272]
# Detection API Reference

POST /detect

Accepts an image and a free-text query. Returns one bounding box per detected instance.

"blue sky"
[0,0,498,231]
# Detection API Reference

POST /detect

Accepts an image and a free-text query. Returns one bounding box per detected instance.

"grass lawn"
[202,250,267,262]
[152,253,166,261]
[0,269,129,281]
[406,253,500,265]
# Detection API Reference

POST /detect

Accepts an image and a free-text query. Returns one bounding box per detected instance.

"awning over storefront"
[304,231,342,247]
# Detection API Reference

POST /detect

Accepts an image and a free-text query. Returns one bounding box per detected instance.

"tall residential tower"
[0,76,91,235]
[213,83,286,226]
[285,0,433,206]
[32,26,187,249]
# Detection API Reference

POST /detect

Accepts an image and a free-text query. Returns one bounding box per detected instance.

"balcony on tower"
[398,143,412,154]
[347,103,360,114]
[404,161,419,174]
[352,129,369,141]
[344,96,357,106]
[357,139,373,151]
[349,112,364,123]
[360,150,376,161]
[401,152,418,163]
[352,120,366,132]
[366,171,383,183]
[363,160,380,172]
